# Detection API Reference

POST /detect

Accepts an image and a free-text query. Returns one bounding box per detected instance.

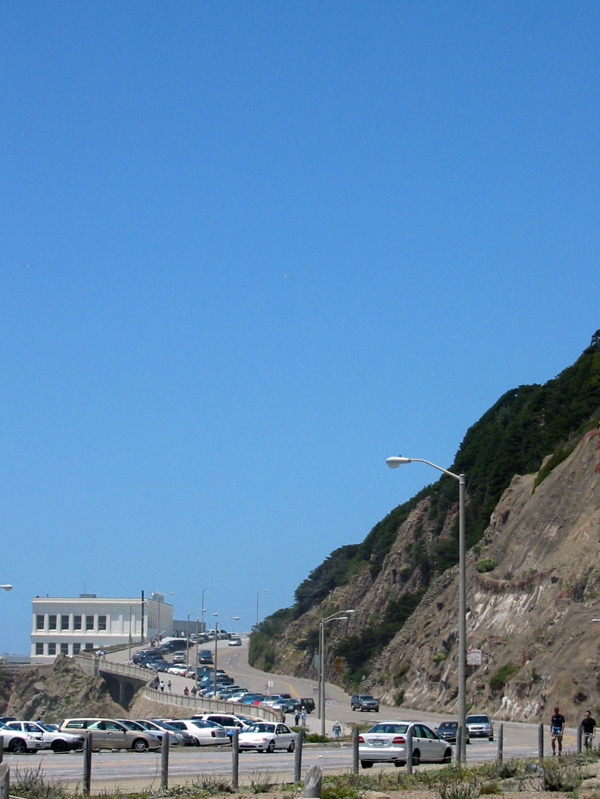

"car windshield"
[246,723,275,733]
[369,723,408,734]
[438,722,457,730]
[467,715,490,723]
[360,695,375,700]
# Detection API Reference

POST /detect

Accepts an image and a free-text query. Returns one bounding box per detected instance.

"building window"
[73,643,81,655]
[98,615,107,631]
[84,643,94,651]
[48,615,57,630]
[61,615,70,630]
[73,615,82,630]
[35,643,44,655]
[36,615,44,630]
[60,643,69,655]
[48,643,56,655]
[85,615,94,631]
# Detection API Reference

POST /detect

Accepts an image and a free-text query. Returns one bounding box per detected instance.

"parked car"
[351,694,380,712]
[287,698,316,714]
[465,714,494,740]
[0,721,49,753]
[358,721,452,769]
[192,713,251,738]
[238,722,297,753]
[134,719,189,746]
[117,720,165,744]
[163,719,229,747]
[5,721,84,752]
[239,693,266,705]
[172,652,187,664]
[59,719,159,751]
[435,721,470,744]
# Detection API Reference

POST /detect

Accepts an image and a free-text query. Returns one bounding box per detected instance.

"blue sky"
[1,2,599,652]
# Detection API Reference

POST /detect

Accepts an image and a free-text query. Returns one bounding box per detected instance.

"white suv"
[465,713,494,740]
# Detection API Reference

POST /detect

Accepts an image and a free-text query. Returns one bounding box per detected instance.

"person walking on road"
[332,720,341,739]
[183,686,189,697]
[301,706,307,726]
[294,709,300,726]
[551,706,566,755]
[167,680,172,694]
[581,710,596,751]
[159,680,165,693]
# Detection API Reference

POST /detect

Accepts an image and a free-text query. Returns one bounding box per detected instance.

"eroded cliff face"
[272,429,600,723]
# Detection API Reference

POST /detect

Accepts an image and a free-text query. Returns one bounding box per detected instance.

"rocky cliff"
[269,427,600,724]
[0,654,124,723]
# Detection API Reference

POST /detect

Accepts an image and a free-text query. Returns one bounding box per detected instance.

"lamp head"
[386,456,412,469]
[0,584,12,592]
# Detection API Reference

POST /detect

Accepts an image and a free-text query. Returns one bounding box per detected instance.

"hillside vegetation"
[249,330,600,685]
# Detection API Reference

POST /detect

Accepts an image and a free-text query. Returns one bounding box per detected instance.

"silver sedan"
[358,721,452,768]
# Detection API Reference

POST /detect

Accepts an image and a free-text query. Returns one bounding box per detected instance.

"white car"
[0,721,49,753]
[192,713,250,739]
[238,722,297,753]
[358,721,452,769]
[163,719,229,747]
[228,637,242,646]
[6,721,84,752]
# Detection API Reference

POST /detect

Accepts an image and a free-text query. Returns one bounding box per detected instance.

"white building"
[30,593,174,663]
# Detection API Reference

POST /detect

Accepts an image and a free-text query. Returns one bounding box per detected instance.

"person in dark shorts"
[581,710,596,751]
[551,706,566,755]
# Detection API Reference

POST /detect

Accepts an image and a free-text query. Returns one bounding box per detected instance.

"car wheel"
[133,739,148,752]
[442,749,452,764]
[361,761,373,769]
[288,741,295,753]
[489,736,494,741]
[394,761,403,768]
[9,738,28,754]
[51,740,69,753]
[266,740,275,753]
[412,749,420,766]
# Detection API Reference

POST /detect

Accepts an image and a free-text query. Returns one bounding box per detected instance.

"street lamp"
[256,589,268,628]
[153,591,173,643]
[212,613,219,697]
[186,609,199,667]
[387,455,467,764]
[319,609,354,736]
[201,585,216,634]
[0,585,12,591]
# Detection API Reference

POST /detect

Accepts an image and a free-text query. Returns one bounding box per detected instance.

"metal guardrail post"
[0,762,9,799]
[232,730,239,789]
[497,723,503,762]
[577,723,582,754]
[160,732,169,790]
[0,736,3,764]
[83,732,92,795]
[406,726,413,775]
[352,726,358,774]
[295,727,303,783]
[538,723,544,760]
[456,726,463,766]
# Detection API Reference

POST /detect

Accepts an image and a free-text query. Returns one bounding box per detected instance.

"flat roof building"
[31,592,174,663]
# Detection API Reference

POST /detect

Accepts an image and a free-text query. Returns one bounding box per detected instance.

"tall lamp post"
[211,613,219,696]
[256,589,268,628]
[387,455,467,764]
[201,585,216,634]
[319,610,354,736]
[186,609,199,667]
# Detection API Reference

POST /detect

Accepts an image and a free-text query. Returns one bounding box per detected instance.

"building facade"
[30,593,174,663]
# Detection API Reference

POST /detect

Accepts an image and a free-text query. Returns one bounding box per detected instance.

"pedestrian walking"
[581,710,596,751]
[551,706,566,755]
[301,706,307,726]
[191,686,197,698]
[294,709,300,726]
[183,686,189,697]
[159,680,165,692]
[167,680,172,694]
[332,720,341,739]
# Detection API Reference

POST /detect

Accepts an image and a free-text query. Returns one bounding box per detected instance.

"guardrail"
[74,655,277,719]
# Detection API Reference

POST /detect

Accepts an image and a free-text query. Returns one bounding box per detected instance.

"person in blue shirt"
[550,706,566,755]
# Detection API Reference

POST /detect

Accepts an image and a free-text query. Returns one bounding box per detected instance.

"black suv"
[351,694,379,712]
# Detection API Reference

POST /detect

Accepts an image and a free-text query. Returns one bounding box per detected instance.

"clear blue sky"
[1,2,599,653]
